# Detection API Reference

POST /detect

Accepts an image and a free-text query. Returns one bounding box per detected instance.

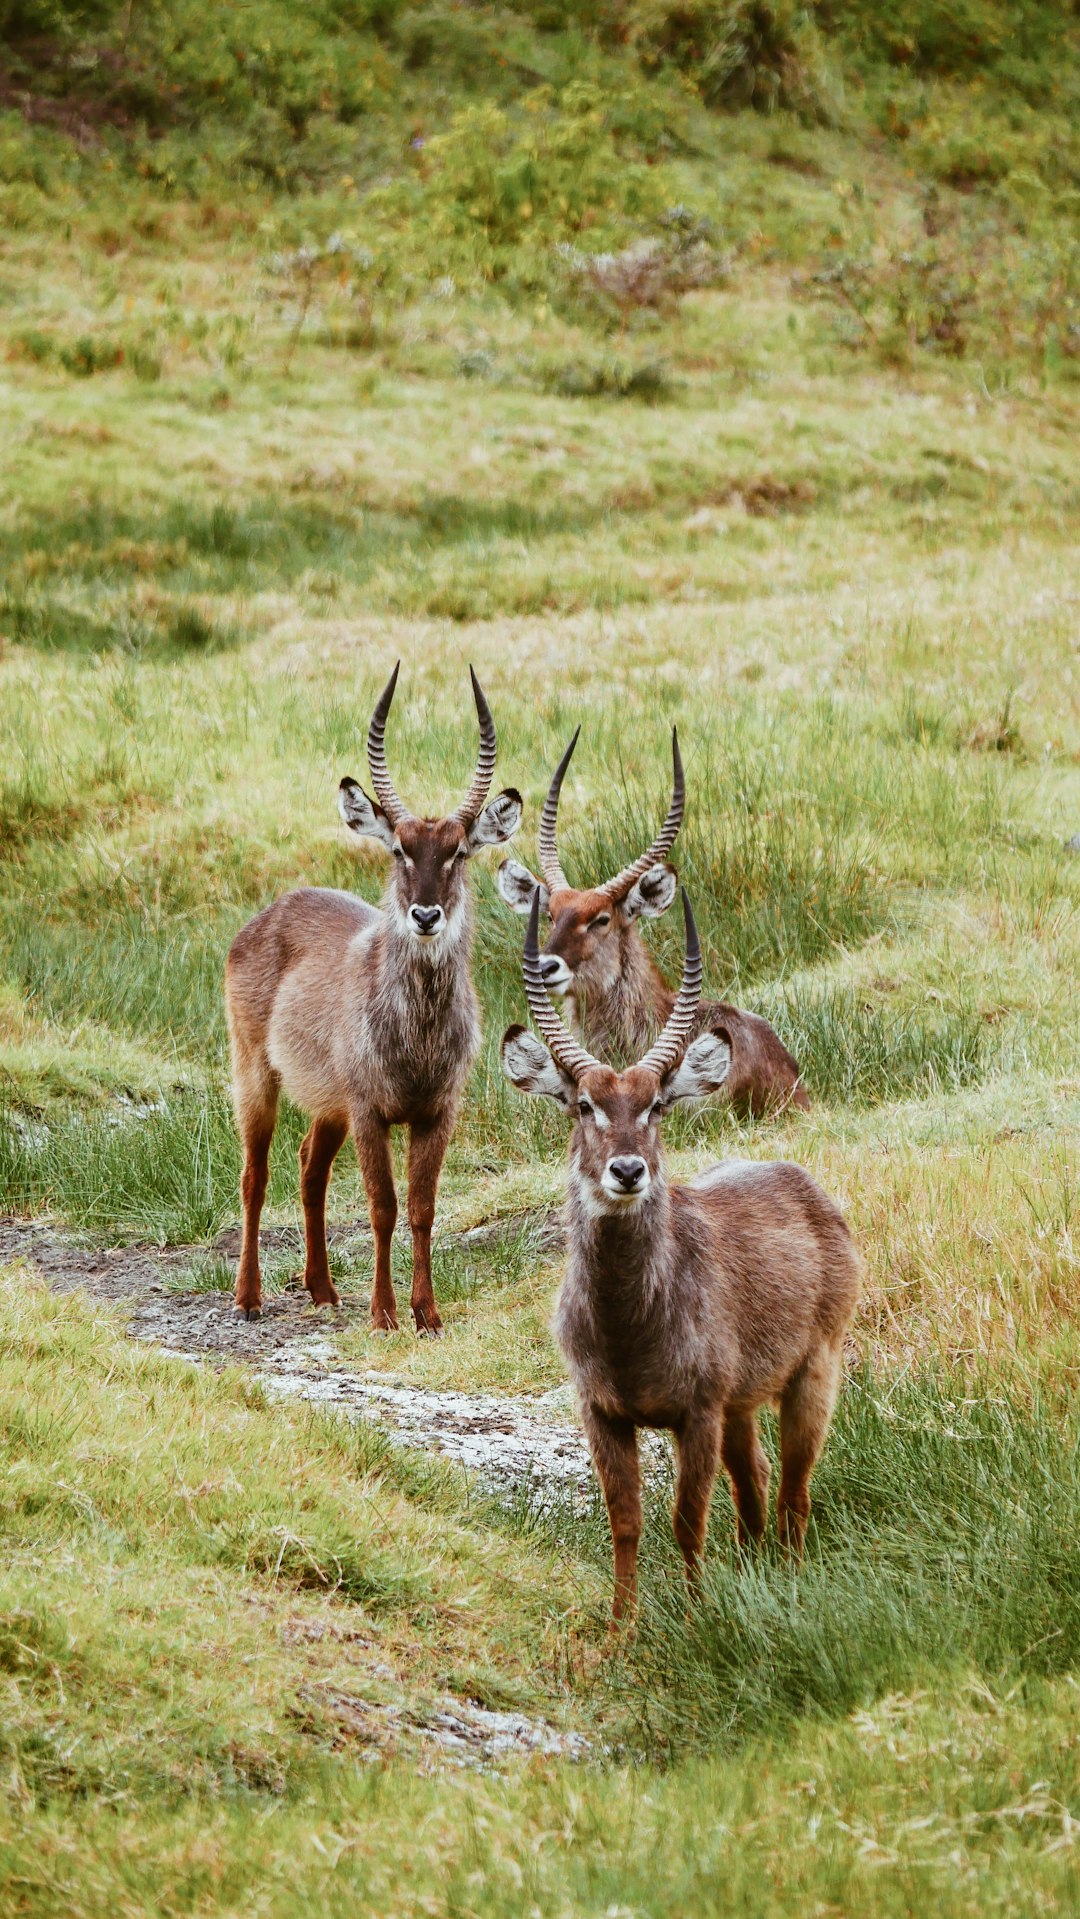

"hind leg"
[720,1406,771,1548]
[299,1115,348,1306]
[778,1340,844,1554]
[233,1079,279,1320]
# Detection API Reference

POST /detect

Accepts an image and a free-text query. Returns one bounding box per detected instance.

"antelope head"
[496,726,684,1004]
[502,887,731,1214]
[339,663,522,950]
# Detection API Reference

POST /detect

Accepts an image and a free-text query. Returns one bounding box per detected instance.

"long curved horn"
[599,726,685,903]
[537,727,580,892]
[451,666,497,825]
[366,662,413,828]
[637,888,702,1080]
[523,887,599,1082]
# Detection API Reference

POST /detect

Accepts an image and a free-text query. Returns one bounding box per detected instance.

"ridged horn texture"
[451,666,498,825]
[599,726,685,903]
[537,726,581,892]
[523,887,600,1082]
[637,888,703,1080]
[366,661,413,828]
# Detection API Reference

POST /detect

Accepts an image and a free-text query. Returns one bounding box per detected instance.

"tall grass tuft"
[611,1367,1080,1753]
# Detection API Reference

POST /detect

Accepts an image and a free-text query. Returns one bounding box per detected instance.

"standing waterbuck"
[497,727,809,1115]
[502,888,860,1624]
[226,663,522,1332]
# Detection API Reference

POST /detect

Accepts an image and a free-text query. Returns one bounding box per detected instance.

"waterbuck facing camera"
[225,662,521,1334]
[502,887,860,1626]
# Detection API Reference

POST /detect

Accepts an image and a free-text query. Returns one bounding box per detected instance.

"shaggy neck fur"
[575,921,672,1065]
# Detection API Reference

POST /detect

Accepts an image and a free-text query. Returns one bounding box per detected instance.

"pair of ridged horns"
[538,724,685,899]
[522,883,703,1083]
[367,661,496,828]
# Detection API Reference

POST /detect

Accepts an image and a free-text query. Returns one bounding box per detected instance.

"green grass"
[2,5,1080,1909]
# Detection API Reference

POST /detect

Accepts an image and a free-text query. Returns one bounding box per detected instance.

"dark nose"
[609,1157,646,1191]
[539,956,563,982]
[410,905,442,933]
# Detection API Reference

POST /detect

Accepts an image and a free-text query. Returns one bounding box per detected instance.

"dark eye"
[577,1099,594,1119]
[650,1100,663,1120]
[392,847,404,861]
[590,914,610,931]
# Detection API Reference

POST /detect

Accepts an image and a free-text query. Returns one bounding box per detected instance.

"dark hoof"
[233,1304,262,1321]
[413,1314,443,1338]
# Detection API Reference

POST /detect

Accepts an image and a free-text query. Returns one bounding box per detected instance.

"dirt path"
[0,1211,602,1494]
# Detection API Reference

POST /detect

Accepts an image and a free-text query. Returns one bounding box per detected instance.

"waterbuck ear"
[501,1024,575,1108]
[625,862,678,921]
[659,1030,732,1110]
[338,778,396,849]
[496,858,549,916]
[467,787,523,853]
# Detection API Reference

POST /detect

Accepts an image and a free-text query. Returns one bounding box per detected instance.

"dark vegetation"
[2,0,1079,376]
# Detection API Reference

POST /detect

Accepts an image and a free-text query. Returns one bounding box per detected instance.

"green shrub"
[628,0,844,121]
[0,0,119,37]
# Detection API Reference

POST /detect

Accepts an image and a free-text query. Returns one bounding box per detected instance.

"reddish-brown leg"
[672,1409,723,1590]
[298,1115,348,1306]
[778,1341,843,1555]
[720,1406,770,1548]
[581,1404,642,1628]
[234,1089,279,1320]
[406,1115,453,1335]
[353,1118,398,1331]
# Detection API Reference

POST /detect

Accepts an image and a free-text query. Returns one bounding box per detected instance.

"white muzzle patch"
[540,955,574,999]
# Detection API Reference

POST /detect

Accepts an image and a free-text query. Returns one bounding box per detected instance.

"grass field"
[3,1,1080,1910]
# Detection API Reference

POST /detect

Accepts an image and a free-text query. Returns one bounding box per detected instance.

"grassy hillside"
[3,2,1080,1912]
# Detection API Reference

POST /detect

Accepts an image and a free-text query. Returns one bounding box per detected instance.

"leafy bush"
[822,0,1067,78]
[366,85,671,289]
[627,0,844,121]
[0,0,119,37]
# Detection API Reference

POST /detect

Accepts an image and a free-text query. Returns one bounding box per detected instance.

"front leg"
[580,1403,641,1628]
[353,1116,398,1331]
[673,1408,723,1590]
[406,1114,453,1335]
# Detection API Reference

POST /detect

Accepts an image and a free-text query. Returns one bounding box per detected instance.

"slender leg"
[233,1085,279,1320]
[720,1406,771,1548]
[298,1115,348,1306]
[406,1114,453,1335]
[672,1409,723,1590]
[778,1341,844,1555]
[581,1404,642,1628]
[353,1119,398,1331]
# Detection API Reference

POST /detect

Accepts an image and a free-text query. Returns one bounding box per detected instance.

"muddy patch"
[293,1681,590,1770]
[258,1335,595,1492]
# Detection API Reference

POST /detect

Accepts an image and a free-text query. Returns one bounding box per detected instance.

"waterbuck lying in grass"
[502,888,860,1625]
[226,663,521,1332]
[497,727,809,1115]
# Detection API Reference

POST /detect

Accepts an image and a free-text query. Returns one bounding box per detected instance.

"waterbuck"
[502,887,860,1624]
[497,727,809,1115]
[225,663,522,1333]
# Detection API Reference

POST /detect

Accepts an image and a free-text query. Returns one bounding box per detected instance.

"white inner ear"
[467,790,523,852]
[496,859,548,915]
[625,864,678,921]
[338,781,396,849]
[501,1029,574,1105]
[661,1032,732,1107]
